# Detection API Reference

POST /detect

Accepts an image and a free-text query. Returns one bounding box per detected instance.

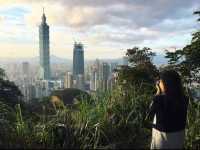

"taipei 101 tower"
[39,8,50,80]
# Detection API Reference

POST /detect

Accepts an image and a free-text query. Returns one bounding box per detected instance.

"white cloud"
[0,15,4,22]
[0,43,37,58]
[0,0,199,59]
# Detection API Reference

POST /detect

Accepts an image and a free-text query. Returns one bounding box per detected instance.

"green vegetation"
[0,85,153,149]
[165,11,200,84]
[0,81,199,149]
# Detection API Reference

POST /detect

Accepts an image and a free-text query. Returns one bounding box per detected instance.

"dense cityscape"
[1,11,130,102]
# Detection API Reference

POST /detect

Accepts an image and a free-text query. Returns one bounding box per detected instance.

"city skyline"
[0,0,199,59]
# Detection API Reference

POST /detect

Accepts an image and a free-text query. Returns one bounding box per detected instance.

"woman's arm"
[146,97,159,120]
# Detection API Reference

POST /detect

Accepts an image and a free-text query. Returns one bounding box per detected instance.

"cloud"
[0,15,3,21]
[18,0,199,29]
[0,43,37,58]
[2,0,199,31]
[59,0,199,28]
[0,0,199,59]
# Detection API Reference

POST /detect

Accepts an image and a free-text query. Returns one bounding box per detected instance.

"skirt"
[151,128,185,149]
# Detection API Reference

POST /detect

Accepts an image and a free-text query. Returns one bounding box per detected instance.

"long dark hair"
[159,70,184,101]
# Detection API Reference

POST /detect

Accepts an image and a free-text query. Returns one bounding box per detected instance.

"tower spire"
[42,7,46,24]
[43,7,45,14]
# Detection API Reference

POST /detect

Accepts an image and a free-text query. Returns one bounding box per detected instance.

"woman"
[149,70,188,149]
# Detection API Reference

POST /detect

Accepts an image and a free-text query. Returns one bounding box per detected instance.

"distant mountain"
[85,54,168,66]
[0,55,72,64]
[0,54,167,66]
[50,55,72,64]
[85,58,122,65]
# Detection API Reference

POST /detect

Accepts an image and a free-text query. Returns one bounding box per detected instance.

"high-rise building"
[94,59,101,80]
[73,42,84,78]
[110,62,118,72]
[108,72,117,91]
[94,59,101,90]
[39,9,50,80]
[22,62,30,78]
[64,72,73,88]
[101,62,110,91]
[20,62,33,102]
[21,84,36,102]
[76,74,85,90]
[35,79,64,98]
[89,59,102,91]
[90,67,97,91]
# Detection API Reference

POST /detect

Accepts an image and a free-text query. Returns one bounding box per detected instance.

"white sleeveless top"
[151,115,185,149]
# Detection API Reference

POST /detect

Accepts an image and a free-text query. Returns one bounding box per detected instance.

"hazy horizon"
[0,0,199,59]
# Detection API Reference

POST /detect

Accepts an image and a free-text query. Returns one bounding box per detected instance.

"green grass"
[0,85,199,149]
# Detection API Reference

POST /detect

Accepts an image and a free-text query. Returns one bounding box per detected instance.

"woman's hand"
[156,84,161,95]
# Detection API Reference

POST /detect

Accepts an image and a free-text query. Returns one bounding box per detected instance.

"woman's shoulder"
[154,94,166,101]
[152,95,166,107]
[154,94,189,107]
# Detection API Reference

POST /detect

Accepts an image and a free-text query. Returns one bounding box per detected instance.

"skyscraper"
[90,66,97,91]
[101,62,110,91]
[64,72,73,88]
[76,74,84,90]
[39,9,50,80]
[73,42,84,78]
[22,62,30,78]
[110,62,118,72]
[89,59,102,91]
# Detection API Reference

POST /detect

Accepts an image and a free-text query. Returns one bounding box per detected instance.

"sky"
[0,0,199,59]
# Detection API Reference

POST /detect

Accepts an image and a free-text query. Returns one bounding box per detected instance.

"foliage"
[0,68,23,107]
[165,49,184,65]
[116,47,158,90]
[0,68,6,79]
[185,95,200,149]
[0,84,198,149]
[0,85,153,149]
[127,47,155,66]
[0,101,15,148]
[194,10,200,22]
[70,86,153,149]
[0,68,199,149]
[165,12,200,84]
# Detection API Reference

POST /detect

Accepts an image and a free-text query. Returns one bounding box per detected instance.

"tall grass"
[0,85,199,149]
[185,95,200,149]
[59,85,152,149]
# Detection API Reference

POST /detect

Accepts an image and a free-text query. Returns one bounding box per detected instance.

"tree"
[0,68,23,107]
[127,47,155,66]
[194,10,200,22]
[116,47,158,90]
[165,49,184,65]
[165,10,200,84]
